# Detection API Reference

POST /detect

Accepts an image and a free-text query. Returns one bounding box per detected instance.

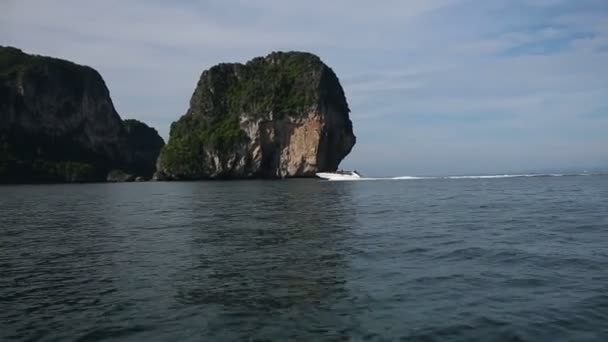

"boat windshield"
[334,170,361,176]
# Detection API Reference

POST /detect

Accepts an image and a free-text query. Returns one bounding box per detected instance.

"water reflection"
[3,177,608,340]
[0,185,123,340]
[173,181,358,323]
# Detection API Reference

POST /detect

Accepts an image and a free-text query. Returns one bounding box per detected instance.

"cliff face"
[156,51,355,179]
[0,46,163,183]
[123,119,165,179]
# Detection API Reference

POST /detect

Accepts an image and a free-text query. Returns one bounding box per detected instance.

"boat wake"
[323,173,595,181]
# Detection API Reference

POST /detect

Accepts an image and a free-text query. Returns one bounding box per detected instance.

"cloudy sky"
[1,0,607,175]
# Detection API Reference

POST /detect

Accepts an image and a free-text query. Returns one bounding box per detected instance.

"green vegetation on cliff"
[0,46,117,182]
[0,46,104,99]
[0,129,108,183]
[158,51,350,177]
[0,149,96,183]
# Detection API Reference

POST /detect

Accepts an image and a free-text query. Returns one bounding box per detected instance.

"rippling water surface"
[1,176,608,341]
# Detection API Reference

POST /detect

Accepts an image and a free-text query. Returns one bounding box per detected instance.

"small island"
[156,51,356,180]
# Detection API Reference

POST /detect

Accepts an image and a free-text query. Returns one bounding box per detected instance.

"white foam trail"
[391,176,429,180]
[444,174,568,179]
[323,172,596,181]
[326,176,430,181]
[445,174,522,179]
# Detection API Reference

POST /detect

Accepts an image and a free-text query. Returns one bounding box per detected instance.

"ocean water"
[1,175,607,341]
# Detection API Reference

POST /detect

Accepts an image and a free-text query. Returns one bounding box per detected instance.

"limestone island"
[0,46,164,183]
[155,51,356,180]
[0,47,355,183]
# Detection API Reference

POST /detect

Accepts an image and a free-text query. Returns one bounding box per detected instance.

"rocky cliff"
[156,51,355,179]
[0,46,163,183]
[123,119,165,179]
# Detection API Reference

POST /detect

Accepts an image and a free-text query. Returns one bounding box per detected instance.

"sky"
[1,0,607,176]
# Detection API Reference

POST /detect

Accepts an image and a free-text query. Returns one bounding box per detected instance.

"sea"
[1,173,607,341]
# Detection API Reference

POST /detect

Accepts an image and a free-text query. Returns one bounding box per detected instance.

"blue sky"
[1,0,607,175]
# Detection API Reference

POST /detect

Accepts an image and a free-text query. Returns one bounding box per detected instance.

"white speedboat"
[315,170,362,181]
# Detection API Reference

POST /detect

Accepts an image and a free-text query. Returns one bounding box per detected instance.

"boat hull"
[315,172,361,181]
